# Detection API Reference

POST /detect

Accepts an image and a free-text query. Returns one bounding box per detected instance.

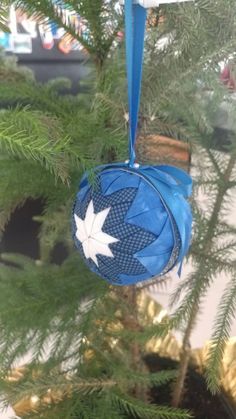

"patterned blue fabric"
[72,163,192,286]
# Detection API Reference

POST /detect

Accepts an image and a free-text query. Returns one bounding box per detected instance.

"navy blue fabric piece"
[94,185,137,209]
[112,230,156,255]
[103,220,138,241]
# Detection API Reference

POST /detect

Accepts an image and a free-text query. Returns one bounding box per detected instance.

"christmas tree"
[0,1,236,417]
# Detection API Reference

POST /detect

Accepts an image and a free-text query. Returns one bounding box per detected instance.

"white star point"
[74,200,119,267]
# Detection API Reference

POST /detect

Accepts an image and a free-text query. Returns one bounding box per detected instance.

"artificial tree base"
[144,354,236,419]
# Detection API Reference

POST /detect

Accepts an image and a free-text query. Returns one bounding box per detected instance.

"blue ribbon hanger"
[125,0,147,167]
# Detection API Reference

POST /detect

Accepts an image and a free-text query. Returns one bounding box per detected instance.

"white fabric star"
[74,200,119,266]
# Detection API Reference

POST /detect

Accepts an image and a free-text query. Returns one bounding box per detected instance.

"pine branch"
[1,374,117,411]
[112,392,192,419]
[205,275,236,393]
[0,159,69,232]
[123,370,178,388]
[36,201,73,263]
[0,81,78,118]
[0,253,107,370]
[18,392,125,419]
[171,153,236,329]
[0,108,71,182]
[0,0,11,32]
[171,152,236,406]
[169,272,196,309]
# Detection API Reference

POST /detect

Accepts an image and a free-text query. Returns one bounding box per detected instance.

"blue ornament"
[72,1,193,286]
[72,163,192,286]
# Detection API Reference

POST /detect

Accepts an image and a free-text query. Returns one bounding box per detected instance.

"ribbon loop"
[125,0,147,167]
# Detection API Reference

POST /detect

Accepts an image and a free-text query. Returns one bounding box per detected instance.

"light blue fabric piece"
[100,170,140,195]
[76,184,90,202]
[125,179,163,217]
[156,165,192,198]
[126,207,167,236]
[141,165,192,198]
[100,171,124,194]
[137,165,192,262]
[135,218,174,257]
[136,252,171,276]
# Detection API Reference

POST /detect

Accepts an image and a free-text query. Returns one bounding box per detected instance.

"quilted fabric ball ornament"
[72,163,192,285]
[72,0,193,286]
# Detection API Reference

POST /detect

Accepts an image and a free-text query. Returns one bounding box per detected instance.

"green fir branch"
[118,369,178,388]
[205,275,236,393]
[0,0,11,32]
[112,392,192,419]
[0,108,71,182]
